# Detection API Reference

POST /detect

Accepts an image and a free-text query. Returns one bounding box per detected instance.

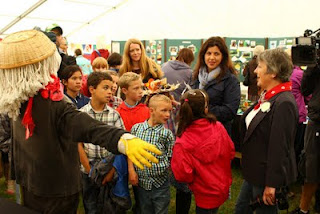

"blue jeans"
[82,172,102,214]
[235,180,278,214]
[196,206,218,214]
[136,180,170,214]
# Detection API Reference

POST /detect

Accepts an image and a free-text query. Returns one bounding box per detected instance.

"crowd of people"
[0,25,319,214]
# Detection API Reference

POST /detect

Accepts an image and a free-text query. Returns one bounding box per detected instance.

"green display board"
[144,40,165,65]
[165,39,202,69]
[268,37,294,49]
[111,40,126,55]
[225,37,266,82]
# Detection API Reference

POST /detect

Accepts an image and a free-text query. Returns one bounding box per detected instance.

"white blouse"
[245,106,261,129]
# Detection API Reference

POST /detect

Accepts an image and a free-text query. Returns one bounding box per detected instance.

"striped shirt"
[131,121,174,190]
[79,102,124,172]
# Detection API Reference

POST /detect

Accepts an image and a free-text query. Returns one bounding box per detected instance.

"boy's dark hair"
[74,49,82,56]
[107,53,123,67]
[87,72,113,89]
[176,89,216,137]
[60,65,81,81]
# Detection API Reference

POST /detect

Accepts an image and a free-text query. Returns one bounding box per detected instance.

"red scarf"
[22,75,64,139]
[254,82,292,110]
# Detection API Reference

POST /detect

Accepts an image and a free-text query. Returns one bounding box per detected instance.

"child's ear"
[121,87,128,95]
[88,86,95,95]
[149,107,154,114]
[62,79,67,86]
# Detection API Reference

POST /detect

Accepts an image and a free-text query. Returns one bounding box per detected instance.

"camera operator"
[290,65,320,214]
[235,49,298,214]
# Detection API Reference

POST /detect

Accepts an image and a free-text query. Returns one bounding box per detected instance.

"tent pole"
[0,0,47,35]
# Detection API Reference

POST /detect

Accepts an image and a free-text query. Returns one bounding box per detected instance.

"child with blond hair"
[131,94,174,214]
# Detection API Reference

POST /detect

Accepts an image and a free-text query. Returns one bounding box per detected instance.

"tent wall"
[0,0,319,44]
[68,0,320,43]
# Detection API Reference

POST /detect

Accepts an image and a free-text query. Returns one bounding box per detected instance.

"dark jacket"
[243,56,260,100]
[64,92,90,109]
[193,70,240,135]
[162,60,192,101]
[301,65,320,122]
[12,94,126,197]
[240,91,298,187]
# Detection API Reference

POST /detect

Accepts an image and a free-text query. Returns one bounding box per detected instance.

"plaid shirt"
[131,121,174,190]
[80,102,124,172]
[109,96,123,109]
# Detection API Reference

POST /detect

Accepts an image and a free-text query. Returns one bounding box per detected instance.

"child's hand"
[102,167,116,185]
[85,166,91,174]
[169,95,179,107]
[129,170,139,186]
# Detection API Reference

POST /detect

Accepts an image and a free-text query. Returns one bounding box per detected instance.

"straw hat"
[0,30,56,69]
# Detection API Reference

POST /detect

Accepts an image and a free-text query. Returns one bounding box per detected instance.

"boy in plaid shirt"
[131,94,174,214]
[78,72,128,213]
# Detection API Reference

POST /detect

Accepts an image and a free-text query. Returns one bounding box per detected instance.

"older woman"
[120,38,163,83]
[193,36,240,135]
[235,48,298,214]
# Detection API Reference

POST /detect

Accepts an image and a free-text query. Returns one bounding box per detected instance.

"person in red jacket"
[171,89,235,214]
[116,72,150,132]
[116,72,150,213]
[91,49,109,64]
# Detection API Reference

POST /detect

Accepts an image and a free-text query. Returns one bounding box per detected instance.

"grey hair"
[257,48,293,82]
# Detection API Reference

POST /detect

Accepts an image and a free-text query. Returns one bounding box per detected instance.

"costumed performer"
[0,30,161,213]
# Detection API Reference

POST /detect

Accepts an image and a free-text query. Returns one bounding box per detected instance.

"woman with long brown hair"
[193,36,240,135]
[120,38,163,83]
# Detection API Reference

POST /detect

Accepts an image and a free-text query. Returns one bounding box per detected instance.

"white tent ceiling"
[1,0,320,43]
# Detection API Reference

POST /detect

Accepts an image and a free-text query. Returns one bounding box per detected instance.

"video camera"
[292,28,320,66]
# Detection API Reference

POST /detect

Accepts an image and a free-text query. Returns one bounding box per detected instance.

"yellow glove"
[119,134,162,170]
